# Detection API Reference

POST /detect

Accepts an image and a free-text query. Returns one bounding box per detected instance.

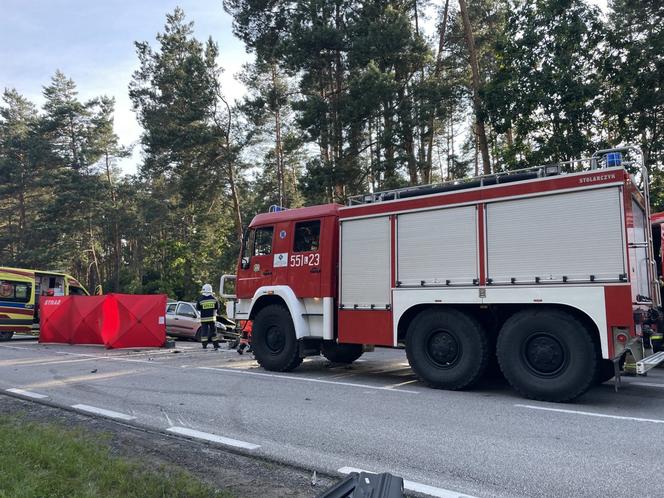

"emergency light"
[605,152,622,167]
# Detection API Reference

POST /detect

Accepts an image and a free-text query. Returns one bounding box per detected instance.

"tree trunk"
[425,0,450,184]
[397,82,418,185]
[333,43,344,198]
[458,0,491,174]
[227,161,244,242]
[17,158,27,255]
[104,150,121,292]
[271,64,285,207]
[383,109,397,186]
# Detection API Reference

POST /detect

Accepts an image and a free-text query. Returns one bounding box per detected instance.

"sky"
[0,0,252,173]
[1,0,608,175]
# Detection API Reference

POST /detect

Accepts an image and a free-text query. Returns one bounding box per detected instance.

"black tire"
[497,309,597,402]
[322,342,363,364]
[194,328,202,342]
[406,308,489,390]
[252,304,302,372]
[0,331,13,342]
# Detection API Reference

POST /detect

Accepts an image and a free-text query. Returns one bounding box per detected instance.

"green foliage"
[601,0,664,208]
[485,0,604,167]
[0,417,231,498]
[129,8,243,299]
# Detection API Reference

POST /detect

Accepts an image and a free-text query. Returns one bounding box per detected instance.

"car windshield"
[176,303,196,317]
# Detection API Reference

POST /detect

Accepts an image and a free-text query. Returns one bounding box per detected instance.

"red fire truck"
[221,146,664,402]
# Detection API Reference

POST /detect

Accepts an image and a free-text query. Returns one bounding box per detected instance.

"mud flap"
[299,338,321,358]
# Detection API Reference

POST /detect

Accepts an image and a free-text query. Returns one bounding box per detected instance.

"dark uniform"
[196,293,219,349]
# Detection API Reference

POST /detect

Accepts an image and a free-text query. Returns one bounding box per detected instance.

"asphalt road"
[2,336,664,497]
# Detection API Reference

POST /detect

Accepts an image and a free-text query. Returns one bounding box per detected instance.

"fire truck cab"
[222,146,664,402]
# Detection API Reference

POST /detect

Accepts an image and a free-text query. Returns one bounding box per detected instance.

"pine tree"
[129,8,242,298]
[602,0,664,208]
[485,0,603,166]
[0,90,47,265]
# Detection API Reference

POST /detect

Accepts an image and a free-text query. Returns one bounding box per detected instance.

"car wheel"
[194,328,202,342]
[497,309,597,402]
[252,304,302,372]
[321,342,363,364]
[406,307,489,390]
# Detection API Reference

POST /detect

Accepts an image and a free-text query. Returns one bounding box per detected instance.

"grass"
[0,416,233,498]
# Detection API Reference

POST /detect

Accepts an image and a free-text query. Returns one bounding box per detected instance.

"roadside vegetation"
[0,416,232,498]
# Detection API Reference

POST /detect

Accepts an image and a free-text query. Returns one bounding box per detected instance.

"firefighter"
[196,283,220,350]
[237,321,252,355]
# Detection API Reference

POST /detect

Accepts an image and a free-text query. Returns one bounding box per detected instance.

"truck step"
[636,351,664,375]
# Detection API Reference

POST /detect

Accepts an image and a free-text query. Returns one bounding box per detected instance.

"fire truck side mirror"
[241,257,250,270]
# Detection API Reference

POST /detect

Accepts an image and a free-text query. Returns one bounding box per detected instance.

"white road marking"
[198,367,421,394]
[0,344,34,351]
[71,404,136,421]
[385,379,419,389]
[27,370,141,389]
[361,366,413,375]
[6,388,48,399]
[54,351,153,364]
[167,426,260,450]
[162,410,173,426]
[337,467,476,498]
[515,404,664,424]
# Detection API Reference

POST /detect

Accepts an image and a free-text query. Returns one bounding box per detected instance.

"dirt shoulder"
[0,394,335,498]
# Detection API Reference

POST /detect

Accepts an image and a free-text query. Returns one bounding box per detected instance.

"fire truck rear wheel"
[321,342,363,364]
[406,308,489,390]
[497,309,597,402]
[252,304,302,372]
[0,331,13,341]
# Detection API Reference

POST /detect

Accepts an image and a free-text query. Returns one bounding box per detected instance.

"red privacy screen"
[39,294,166,349]
[39,296,75,344]
[101,294,166,349]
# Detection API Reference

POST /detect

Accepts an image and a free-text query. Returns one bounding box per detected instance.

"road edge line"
[6,388,48,399]
[515,403,664,424]
[167,426,260,450]
[71,403,136,421]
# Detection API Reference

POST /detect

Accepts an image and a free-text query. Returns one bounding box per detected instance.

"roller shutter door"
[486,187,625,283]
[397,206,477,286]
[340,217,391,308]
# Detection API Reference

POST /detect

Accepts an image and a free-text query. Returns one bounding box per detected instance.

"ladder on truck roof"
[347,146,644,206]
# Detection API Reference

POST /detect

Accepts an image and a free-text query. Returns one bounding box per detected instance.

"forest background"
[1,0,661,299]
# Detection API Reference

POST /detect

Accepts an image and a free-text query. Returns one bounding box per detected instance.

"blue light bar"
[605,152,622,167]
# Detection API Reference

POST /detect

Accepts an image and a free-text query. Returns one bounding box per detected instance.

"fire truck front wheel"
[406,308,489,390]
[497,309,597,402]
[0,331,13,341]
[252,304,303,372]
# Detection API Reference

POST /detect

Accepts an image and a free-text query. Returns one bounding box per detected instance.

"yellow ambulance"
[0,267,89,341]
